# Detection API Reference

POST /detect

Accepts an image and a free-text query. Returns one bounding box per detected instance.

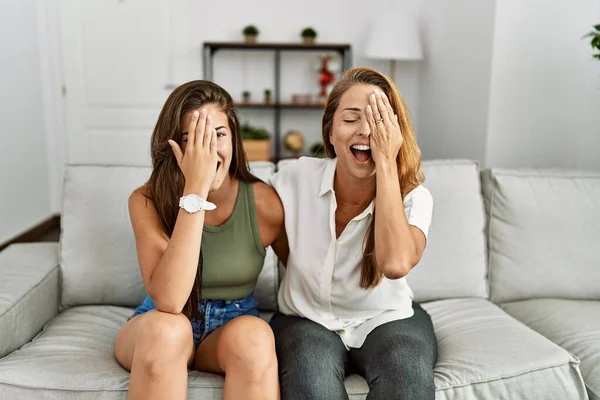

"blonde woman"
[270,68,437,399]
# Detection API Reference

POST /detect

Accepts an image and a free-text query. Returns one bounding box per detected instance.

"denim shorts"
[131,292,259,347]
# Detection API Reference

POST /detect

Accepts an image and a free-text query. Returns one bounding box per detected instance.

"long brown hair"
[322,68,424,289]
[147,80,259,320]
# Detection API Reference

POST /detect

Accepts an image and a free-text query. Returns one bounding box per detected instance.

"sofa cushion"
[0,306,364,400]
[424,298,587,400]
[482,168,600,303]
[60,162,279,310]
[502,299,600,400]
[407,160,488,301]
[275,159,489,302]
[0,301,588,400]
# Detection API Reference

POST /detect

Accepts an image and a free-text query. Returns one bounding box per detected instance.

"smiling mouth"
[350,145,372,163]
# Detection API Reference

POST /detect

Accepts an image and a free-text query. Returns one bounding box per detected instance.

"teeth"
[351,145,370,151]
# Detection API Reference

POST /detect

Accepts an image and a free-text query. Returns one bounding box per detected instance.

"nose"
[357,118,370,137]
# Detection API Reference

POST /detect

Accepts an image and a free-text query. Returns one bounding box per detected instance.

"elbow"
[153,298,185,315]
[380,256,417,280]
[147,287,187,315]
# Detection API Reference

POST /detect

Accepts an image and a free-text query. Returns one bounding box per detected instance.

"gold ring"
[376,118,384,124]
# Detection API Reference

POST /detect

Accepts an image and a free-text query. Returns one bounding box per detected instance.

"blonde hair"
[321,68,424,288]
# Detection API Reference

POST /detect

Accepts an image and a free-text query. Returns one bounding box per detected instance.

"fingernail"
[193,111,199,117]
[370,93,375,99]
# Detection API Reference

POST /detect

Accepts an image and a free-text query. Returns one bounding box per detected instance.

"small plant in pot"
[584,24,600,60]
[264,89,272,103]
[241,123,271,161]
[242,25,259,43]
[310,142,325,157]
[301,27,318,44]
[242,91,251,103]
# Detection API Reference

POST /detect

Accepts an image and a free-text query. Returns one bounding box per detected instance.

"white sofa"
[0,159,598,399]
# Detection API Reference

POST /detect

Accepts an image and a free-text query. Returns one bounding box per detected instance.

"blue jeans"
[270,302,438,400]
[131,293,259,347]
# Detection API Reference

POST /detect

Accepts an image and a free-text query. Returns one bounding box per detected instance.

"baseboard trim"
[0,214,61,252]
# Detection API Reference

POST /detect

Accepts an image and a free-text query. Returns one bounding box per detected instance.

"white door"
[59,0,200,165]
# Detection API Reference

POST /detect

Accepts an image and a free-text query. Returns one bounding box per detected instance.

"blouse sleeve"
[403,185,433,239]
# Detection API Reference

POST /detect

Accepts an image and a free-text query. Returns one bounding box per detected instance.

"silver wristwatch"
[179,194,217,213]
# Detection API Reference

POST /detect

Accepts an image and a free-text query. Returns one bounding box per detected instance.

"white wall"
[0,0,53,243]
[417,0,497,162]
[172,0,424,159]
[486,0,600,170]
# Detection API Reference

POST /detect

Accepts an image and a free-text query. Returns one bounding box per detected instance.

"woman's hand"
[168,109,218,195]
[366,89,403,166]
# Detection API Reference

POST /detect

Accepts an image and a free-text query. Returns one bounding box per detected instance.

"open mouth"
[350,144,372,163]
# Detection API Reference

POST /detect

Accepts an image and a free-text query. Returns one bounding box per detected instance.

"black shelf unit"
[202,41,352,161]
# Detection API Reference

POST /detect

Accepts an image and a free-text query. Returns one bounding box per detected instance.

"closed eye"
[344,120,358,123]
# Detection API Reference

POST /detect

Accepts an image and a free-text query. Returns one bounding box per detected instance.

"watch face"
[183,195,202,212]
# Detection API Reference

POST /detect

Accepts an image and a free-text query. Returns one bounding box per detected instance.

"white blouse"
[269,157,433,349]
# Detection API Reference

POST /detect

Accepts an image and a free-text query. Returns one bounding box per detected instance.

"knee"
[219,316,277,378]
[277,327,344,381]
[375,337,435,385]
[136,312,192,373]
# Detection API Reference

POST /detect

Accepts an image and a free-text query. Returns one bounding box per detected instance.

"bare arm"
[374,164,426,279]
[131,109,218,314]
[368,88,427,280]
[254,181,288,264]
[271,229,289,266]
[129,189,207,314]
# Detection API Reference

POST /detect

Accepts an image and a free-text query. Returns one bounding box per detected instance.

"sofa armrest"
[0,243,59,359]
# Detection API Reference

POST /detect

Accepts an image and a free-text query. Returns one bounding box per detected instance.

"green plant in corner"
[584,24,600,60]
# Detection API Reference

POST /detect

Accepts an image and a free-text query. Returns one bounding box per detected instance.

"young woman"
[114,80,282,400]
[270,68,437,400]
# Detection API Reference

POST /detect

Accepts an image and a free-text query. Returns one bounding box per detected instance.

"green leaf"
[592,36,600,49]
[594,24,600,31]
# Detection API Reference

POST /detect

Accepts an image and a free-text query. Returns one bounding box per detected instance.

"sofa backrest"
[275,158,489,303]
[59,162,279,311]
[482,168,600,303]
[60,158,493,311]
[404,160,489,302]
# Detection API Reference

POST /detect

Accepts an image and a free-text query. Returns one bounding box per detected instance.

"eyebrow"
[342,107,361,112]
[182,126,227,135]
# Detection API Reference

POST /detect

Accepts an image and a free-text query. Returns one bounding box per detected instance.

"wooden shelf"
[236,102,325,109]
[204,41,351,52]
[203,41,352,160]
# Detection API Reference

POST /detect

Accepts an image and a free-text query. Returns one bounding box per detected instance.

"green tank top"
[199,181,266,300]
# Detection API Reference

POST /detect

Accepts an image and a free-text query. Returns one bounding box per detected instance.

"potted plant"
[264,89,272,103]
[309,141,325,158]
[242,25,259,43]
[584,24,600,60]
[241,123,271,161]
[301,27,318,44]
[242,91,251,103]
